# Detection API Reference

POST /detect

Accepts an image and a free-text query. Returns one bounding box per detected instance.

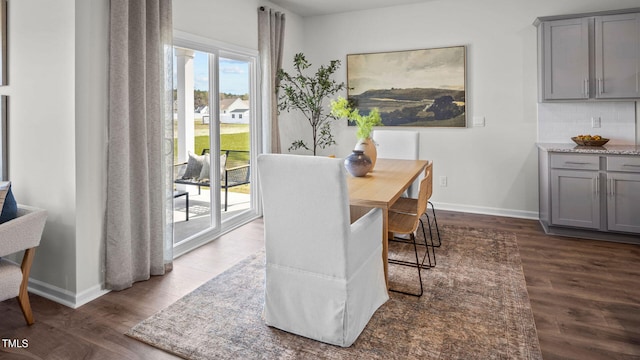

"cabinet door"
[542,18,590,100]
[595,13,640,98]
[551,169,600,229]
[607,172,640,234]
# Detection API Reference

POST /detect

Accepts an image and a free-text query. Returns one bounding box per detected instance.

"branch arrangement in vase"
[330,96,382,140]
[277,53,345,155]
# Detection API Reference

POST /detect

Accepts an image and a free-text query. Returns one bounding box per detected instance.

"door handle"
[598,78,604,95]
[610,178,615,196]
[607,178,614,197]
[584,78,589,97]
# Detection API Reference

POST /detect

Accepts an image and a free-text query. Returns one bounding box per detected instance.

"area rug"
[127,225,542,359]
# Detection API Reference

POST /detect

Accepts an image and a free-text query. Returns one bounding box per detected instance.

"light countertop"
[537,143,640,156]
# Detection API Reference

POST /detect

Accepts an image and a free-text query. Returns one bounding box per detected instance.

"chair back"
[0,205,47,257]
[373,130,419,160]
[423,161,433,200]
[373,129,421,197]
[257,154,351,279]
[412,161,433,230]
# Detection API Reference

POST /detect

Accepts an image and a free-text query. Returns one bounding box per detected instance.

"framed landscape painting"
[347,46,466,127]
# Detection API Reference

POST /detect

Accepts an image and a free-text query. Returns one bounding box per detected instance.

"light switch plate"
[473,116,485,127]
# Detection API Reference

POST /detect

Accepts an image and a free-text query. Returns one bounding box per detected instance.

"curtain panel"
[258,7,285,154]
[106,0,173,291]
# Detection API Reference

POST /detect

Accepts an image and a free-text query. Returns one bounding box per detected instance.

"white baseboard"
[432,202,539,220]
[28,278,110,309]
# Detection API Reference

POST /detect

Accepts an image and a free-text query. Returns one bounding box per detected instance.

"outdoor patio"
[173,188,251,243]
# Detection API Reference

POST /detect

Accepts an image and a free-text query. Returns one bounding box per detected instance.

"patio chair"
[174,149,250,211]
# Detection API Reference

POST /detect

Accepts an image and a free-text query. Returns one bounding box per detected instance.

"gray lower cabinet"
[540,150,640,242]
[551,169,600,229]
[549,154,601,229]
[606,157,640,233]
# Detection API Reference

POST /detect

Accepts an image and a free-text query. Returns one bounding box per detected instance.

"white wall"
[1,0,110,307]
[3,0,80,301]
[74,0,109,302]
[295,0,640,218]
[173,0,304,58]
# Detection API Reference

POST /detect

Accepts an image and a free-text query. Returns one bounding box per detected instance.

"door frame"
[172,30,262,258]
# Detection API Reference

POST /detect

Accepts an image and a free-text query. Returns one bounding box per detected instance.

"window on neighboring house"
[232,114,235,119]
[239,114,243,119]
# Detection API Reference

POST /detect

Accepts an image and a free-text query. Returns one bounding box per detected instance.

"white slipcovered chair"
[373,129,420,197]
[0,205,47,325]
[373,129,419,160]
[257,154,388,347]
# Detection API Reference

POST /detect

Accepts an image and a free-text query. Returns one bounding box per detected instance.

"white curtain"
[258,6,286,154]
[106,0,174,291]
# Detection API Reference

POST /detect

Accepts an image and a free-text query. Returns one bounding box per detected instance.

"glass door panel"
[172,39,259,254]
[219,57,252,219]
[173,48,218,244]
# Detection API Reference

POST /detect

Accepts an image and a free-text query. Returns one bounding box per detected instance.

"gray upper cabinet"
[536,9,640,101]
[541,18,590,100]
[595,13,640,98]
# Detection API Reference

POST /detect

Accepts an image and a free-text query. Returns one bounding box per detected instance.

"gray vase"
[344,150,372,177]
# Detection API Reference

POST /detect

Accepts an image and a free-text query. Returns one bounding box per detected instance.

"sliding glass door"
[172,33,260,256]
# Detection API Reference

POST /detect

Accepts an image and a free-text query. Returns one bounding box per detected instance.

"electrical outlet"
[439,176,448,187]
[591,116,601,128]
[472,116,485,127]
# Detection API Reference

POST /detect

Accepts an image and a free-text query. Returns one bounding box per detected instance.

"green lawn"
[174,124,250,160]
[195,131,250,154]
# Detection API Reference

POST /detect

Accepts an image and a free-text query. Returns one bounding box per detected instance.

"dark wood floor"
[1,211,639,359]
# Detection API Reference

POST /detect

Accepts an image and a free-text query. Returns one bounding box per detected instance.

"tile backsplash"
[538,102,637,145]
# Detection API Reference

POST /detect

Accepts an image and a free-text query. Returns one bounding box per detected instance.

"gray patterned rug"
[127,225,542,359]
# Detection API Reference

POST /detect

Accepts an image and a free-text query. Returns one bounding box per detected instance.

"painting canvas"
[347,46,466,127]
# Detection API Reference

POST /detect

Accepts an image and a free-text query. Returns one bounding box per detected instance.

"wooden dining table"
[347,158,429,287]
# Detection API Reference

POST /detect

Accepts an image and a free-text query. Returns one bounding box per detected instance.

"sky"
[175,49,250,95]
[347,46,465,95]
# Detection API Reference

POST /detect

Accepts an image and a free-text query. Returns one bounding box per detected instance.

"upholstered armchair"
[0,205,47,325]
[257,154,388,347]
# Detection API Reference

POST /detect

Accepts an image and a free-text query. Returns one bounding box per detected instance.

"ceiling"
[268,0,437,17]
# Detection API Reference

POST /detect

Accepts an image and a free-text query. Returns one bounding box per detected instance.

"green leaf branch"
[330,97,382,140]
[277,53,346,155]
